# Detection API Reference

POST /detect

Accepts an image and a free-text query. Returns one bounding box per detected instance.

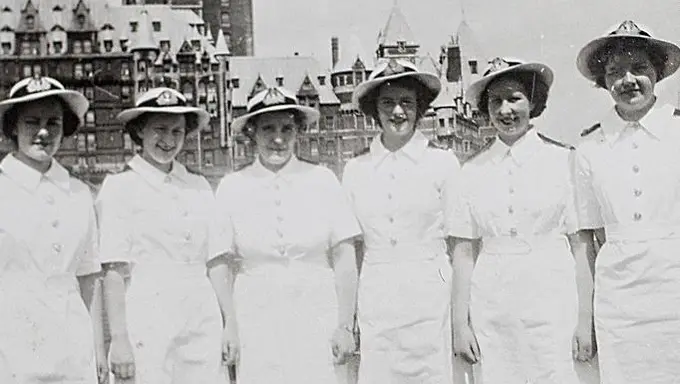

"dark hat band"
[482,58,523,77]
[10,78,62,99]
[137,94,187,108]
[247,95,298,114]
[373,61,417,79]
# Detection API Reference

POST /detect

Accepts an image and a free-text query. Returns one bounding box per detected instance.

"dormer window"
[317,75,326,86]
[276,76,283,86]
[120,39,129,52]
[52,5,63,11]
[77,14,86,27]
[103,40,113,52]
[53,41,63,54]
[25,15,35,30]
[1,6,11,12]
[152,21,161,32]
[130,22,137,32]
[231,78,239,89]
[468,60,478,74]
[160,40,170,52]
[396,40,406,52]
[73,40,82,54]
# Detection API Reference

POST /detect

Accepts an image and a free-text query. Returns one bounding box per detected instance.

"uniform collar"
[128,154,189,187]
[600,103,675,144]
[487,129,541,165]
[247,155,307,182]
[0,154,71,193]
[369,129,429,167]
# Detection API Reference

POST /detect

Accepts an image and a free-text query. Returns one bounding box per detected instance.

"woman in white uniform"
[573,20,680,384]
[98,87,230,384]
[449,58,597,384]
[0,76,104,383]
[342,58,460,384]
[212,86,361,383]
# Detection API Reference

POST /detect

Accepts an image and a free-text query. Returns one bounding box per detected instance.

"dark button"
[632,165,640,173]
[634,189,642,197]
[633,212,642,221]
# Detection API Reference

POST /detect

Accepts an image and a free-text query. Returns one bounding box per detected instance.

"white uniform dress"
[96,155,223,384]
[450,130,599,384]
[342,130,460,384]
[212,156,361,384]
[0,155,100,384]
[573,104,680,384]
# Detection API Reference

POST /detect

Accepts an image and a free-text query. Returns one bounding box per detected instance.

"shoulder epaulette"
[580,123,601,137]
[185,166,204,176]
[537,132,575,150]
[427,140,449,150]
[673,108,680,117]
[462,137,495,164]
[233,160,254,172]
[297,156,319,165]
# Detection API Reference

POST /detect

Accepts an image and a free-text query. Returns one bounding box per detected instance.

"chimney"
[331,36,339,69]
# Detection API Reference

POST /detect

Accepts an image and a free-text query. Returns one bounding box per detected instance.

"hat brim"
[116,106,211,136]
[576,35,680,83]
[352,72,441,114]
[231,104,321,134]
[0,90,89,137]
[465,63,554,108]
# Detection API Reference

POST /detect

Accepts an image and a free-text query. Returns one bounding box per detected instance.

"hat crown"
[246,87,299,113]
[135,87,187,108]
[369,58,418,81]
[8,76,65,98]
[483,57,524,77]
[609,20,651,37]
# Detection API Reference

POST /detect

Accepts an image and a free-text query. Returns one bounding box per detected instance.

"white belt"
[482,234,567,255]
[605,223,680,243]
[364,240,447,265]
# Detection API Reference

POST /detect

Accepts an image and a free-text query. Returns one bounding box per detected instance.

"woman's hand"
[95,341,110,384]
[572,318,596,362]
[222,322,241,366]
[331,324,357,365]
[109,336,135,381]
[453,323,481,364]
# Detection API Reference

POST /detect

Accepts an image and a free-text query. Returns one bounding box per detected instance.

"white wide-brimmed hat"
[231,87,320,134]
[466,57,554,109]
[117,87,210,144]
[576,20,680,84]
[352,58,441,115]
[0,76,89,137]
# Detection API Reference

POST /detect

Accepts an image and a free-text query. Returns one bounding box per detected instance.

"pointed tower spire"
[378,2,416,47]
[213,28,230,58]
[130,9,158,53]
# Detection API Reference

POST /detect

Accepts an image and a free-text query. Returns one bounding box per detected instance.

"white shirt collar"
[245,155,307,182]
[128,154,189,188]
[600,103,676,145]
[369,129,429,167]
[486,129,541,165]
[0,154,71,193]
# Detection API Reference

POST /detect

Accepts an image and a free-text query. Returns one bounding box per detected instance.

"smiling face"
[486,77,533,143]
[376,83,419,143]
[604,48,657,113]
[13,97,65,170]
[252,111,299,170]
[140,113,186,169]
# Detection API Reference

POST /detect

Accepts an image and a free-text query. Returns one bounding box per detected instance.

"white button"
[632,142,639,149]
[632,165,640,173]
[276,228,283,237]
[389,173,396,180]
[45,195,55,204]
[184,232,192,241]
[274,199,281,206]
[52,243,62,253]
[51,220,59,228]
[508,206,514,214]
[509,187,515,194]
[182,211,189,217]
[388,217,394,223]
[164,175,172,183]
[390,238,397,246]
[509,228,518,237]
[387,193,393,200]
[276,216,284,223]
[634,189,642,197]
[633,212,642,221]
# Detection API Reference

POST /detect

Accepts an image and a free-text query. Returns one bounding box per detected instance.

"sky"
[252,0,680,144]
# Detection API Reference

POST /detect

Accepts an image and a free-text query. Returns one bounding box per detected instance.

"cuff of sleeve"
[75,261,102,277]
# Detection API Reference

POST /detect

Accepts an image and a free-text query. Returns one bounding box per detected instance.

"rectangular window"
[84,87,94,102]
[84,62,93,78]
[120,39,129,52]
[1,42,11,54]
[276,77,283,86]
[53,41,63,54]
[77,133,86,152]
[310,139,318,157]
[124,133,132,150]
[121,62,130,80]
[21,41,31,55]
[22,64,31,77]
[317,76,326,86]
[83,40,92,54]
[204,151,214,167]
[152,21,161,32]
[324,115,334,130]
[73,63,83,79]
[121,86,131,101]
[463,140,470,153]
[231,78,239,88]
[87,133,96,152]
[103,40,113,53]
[338,76,345,86]
[439,118,445,128]
[85,110,95,127]
[345,74,353,85]
[449,117,454,128]
[130,22,138,32]
[72,41,82,54]
[469,60,478,75]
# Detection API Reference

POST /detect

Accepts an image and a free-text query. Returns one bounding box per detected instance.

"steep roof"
[452,20,487,95]
[230,56,340,107]
[129,8,157,52]
[378,2,416,46]
[213,28,230,57]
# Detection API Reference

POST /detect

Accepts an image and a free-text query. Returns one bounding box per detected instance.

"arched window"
[182,82,194,102]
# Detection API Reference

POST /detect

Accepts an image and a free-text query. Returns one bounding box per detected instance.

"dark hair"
[2,96,81,142]
[477,71,551,119]
[125,112,198,145]
[590,39,666,88]
[242,109,307,141]
[360,77,435,124]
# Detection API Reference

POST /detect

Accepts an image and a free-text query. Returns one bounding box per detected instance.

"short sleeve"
[324,169,361,247]
[210,176,237,259]
[75,195,101,276]
[447,165,480,239]
[571,148,604,229]
[563,151,580,234]
[95,176,133,264]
